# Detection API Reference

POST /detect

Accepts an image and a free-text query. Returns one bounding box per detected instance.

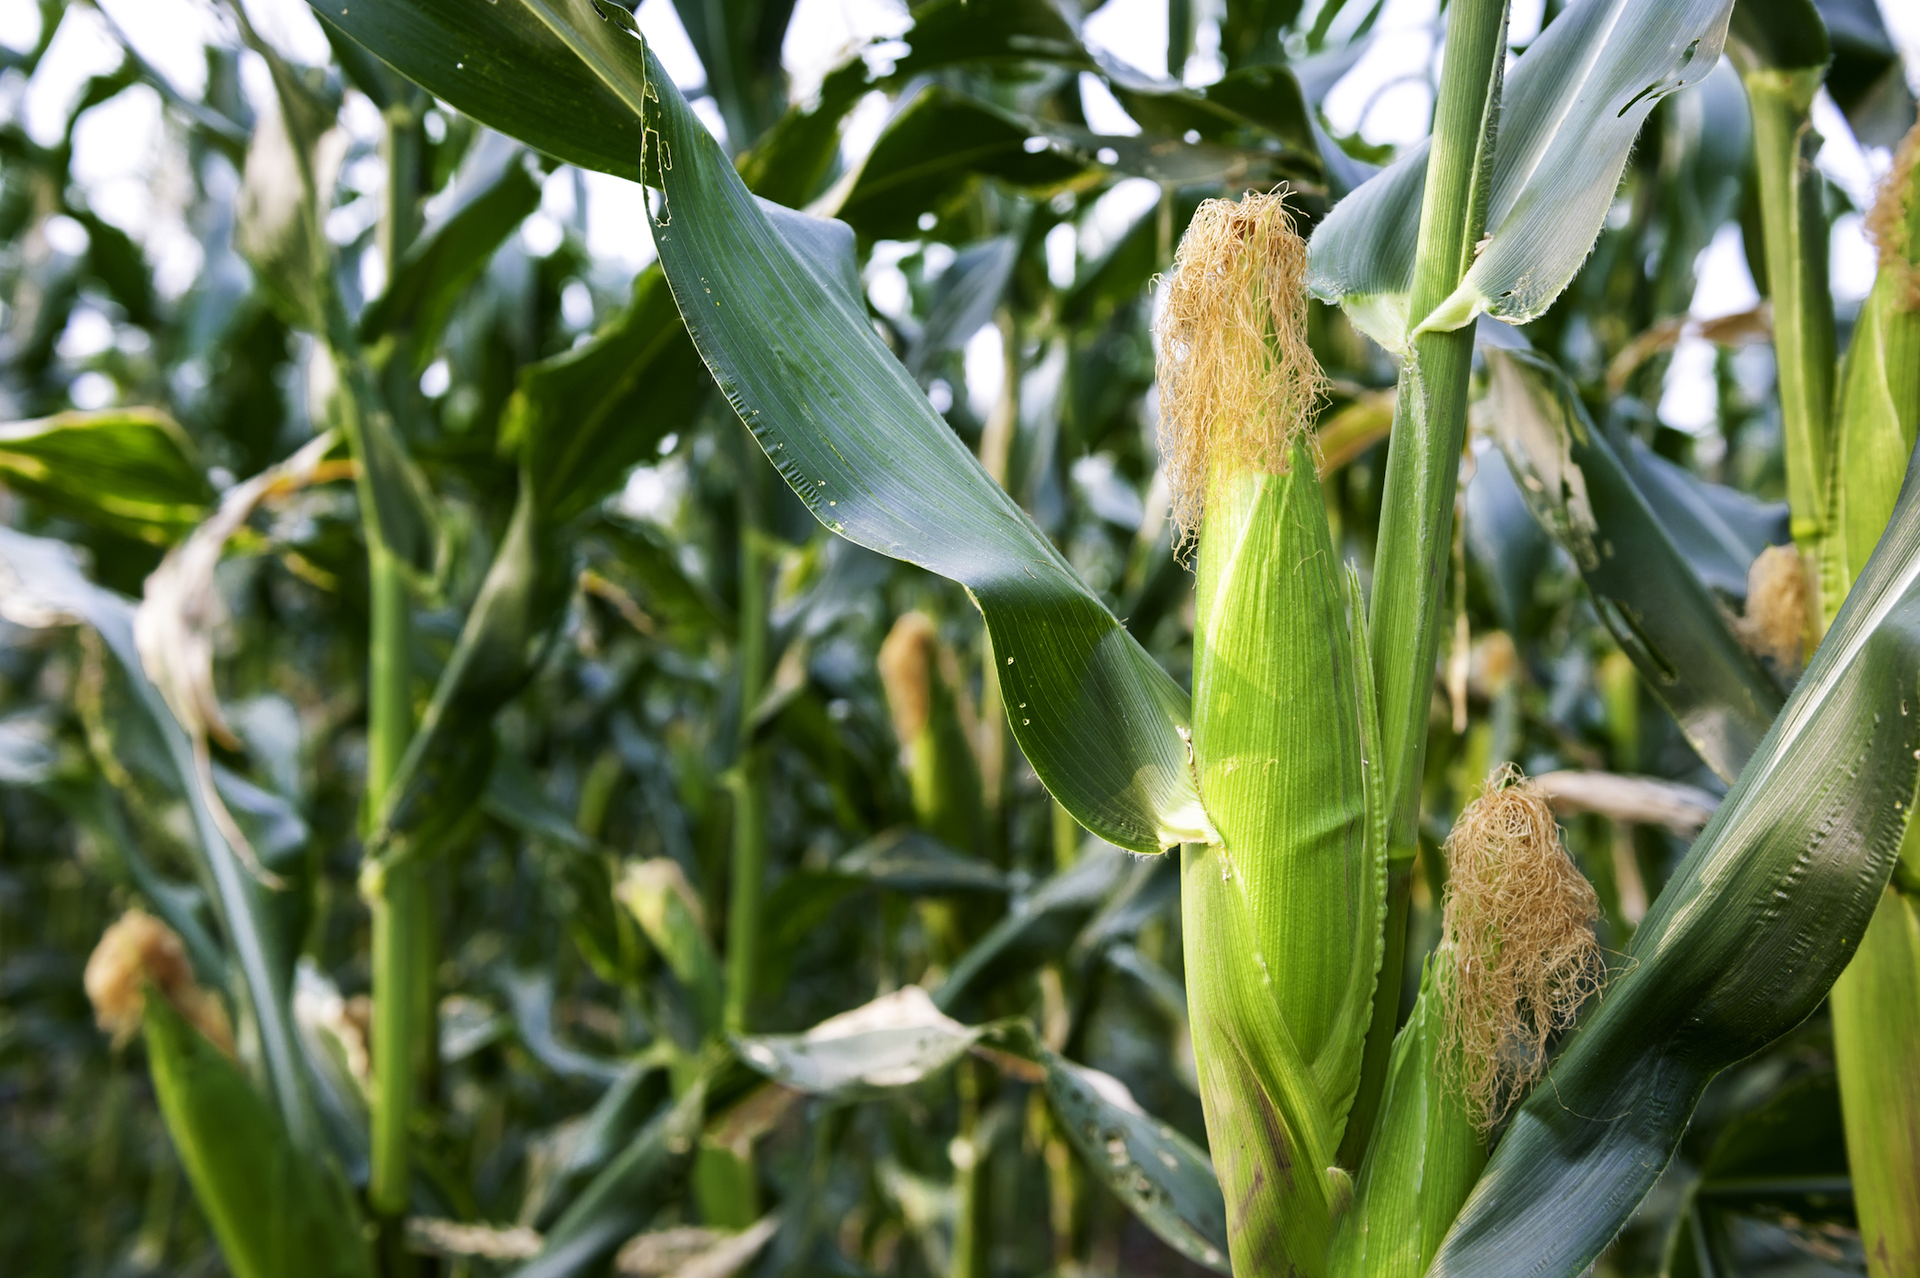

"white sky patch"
[1321,0,1441,147]
[638,0,708,90]
[1811,89,1892,210]
[235,0,331,66]
[1880,0,1920,96]
[1691,223,1762,320]
[1079,72,1142,135]
[1080,177,1160,262]
[22,5,122,147]
[964,323,1004,422]
[1831,213,1878,305]
[97,0,227,97]
[0,0,42,53]
[781,0,908,103]
[1083,0,1167,80]
[582,169,658,274]
[1045,222,1077,289]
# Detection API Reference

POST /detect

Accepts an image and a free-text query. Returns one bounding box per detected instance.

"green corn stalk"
[364,94,429,1267]
[1343,0,1510,1162]
[1816,128,1920,1278]
[1729,0,1835,614]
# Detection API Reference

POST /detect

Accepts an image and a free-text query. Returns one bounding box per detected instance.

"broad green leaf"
[315,2,646,180]
[1613,431,1789,600]
[1310,0,1737,344]
[616,859,724,1035]
[500,266,708,524]
[513,1078,707,1278]
[0,409,211,544]
[1328,963,1482,1278]
[1487,346,1782,783]
[0,528,317,1151]
[737,987,984,1098]
[1041,1049,1230,1273]
[935,842,1132,1009]
[636,37,1213,855]
[359,133,545,358]
[1428,434,1920,1278]
[828,86,1272,240]
[835,828,1008,893]
[142,998,371,1278]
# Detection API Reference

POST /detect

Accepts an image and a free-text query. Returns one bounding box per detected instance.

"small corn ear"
[1182,445,1386,1274]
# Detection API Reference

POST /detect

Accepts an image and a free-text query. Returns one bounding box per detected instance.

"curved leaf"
[359,133,545,356]
[634,34,1212,853]
[1310,0,1737,344]
[143,998,371,1278]
[1042,1050,1230,1273]
[1428,438,1920,1278]
[0,409,211,544]
[1487,346,1781,782]
[0,528,318,1151]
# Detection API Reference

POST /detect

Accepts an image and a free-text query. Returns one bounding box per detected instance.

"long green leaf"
[0,527,318,1151]
[358,133,545,358]
[1487,346,1782,783]
[0,409,212,544]
[1310,0,1737,344]
[626,33,1211,852]
[143,998,371,1278]
[1427,437,1920,1278]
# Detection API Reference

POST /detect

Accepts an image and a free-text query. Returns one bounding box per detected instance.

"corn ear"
[1183,445,1386,1273]
[879,611,986,855]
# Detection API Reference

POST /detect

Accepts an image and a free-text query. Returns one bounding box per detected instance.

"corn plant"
[3,0,1916,1274]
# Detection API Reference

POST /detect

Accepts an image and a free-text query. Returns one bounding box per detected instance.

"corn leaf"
[621,37,1212,852]
[1041,1050,1230,1274]
[736,993,1231,1268]
[0,409,212,544]
[1487,346,1782,783]
[358,133,545,358]
[1330,963,1482,1278]
[0,527,318,1150]
[1309,0,1737,344]
[512,1079,707,1278]
[1427,436,1920,1278]
[142,998,371,1278]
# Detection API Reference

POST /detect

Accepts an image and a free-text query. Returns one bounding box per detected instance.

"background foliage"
[0,0,1914,1273]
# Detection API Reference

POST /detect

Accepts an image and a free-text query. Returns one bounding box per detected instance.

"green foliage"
[3,0,1917,1274]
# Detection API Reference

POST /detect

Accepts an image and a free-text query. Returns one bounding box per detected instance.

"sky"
[2,0,1918,434]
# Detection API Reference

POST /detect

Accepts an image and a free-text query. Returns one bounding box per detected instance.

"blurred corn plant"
[1,0,1917,1275]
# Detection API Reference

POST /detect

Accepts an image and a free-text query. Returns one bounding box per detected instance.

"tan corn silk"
[1738,543,1809,674]
[1865,121,1920,310]
[85,909,234,1055]
[1154,190,1326,545]
[1439,765,1603,1128]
